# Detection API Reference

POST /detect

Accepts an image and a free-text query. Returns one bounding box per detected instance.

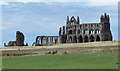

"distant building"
[59,13,112,43]
[4,31,28,47]
[33,13,112,46]
[4,13,112,46]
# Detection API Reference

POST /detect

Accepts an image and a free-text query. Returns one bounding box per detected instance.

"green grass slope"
[2,51,118,69]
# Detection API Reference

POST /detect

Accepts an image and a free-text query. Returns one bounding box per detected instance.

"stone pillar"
[77,36,79,43]
[46,37,48,45]
[41,37,43,44]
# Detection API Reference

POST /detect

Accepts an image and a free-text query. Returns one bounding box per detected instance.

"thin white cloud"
[84,0,118,7]
[0,1,9,5]
[87,0,118,2]
[5,0,85,2]
[3,0,119,3]
[2,0,119,7]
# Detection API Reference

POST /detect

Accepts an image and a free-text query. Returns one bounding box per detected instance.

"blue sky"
[0,0,118,47]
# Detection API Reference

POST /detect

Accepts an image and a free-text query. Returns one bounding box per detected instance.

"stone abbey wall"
[33,13,112,46]
[59,13,112,44]
[32,36,60,46]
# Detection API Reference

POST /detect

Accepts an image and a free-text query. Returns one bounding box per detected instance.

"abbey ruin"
[4,13,112,46]
[4,31,28,46]
[33,13,112,46]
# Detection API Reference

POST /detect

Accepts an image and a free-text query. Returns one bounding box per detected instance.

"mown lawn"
[2,51,118,69]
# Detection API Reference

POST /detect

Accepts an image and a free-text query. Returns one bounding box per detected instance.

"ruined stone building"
[32,36,60,46]
[33,13,112,46]
[59,13,112,43]
[4,31,28,46]
[4,13,112,46]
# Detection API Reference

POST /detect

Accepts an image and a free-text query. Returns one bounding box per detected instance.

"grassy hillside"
[1,41,119,50]
[2,51,118,69]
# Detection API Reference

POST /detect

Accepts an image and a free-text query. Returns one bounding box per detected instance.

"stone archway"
[73,30,76,34]
[37,37,41,44]
[78,35,83,43]
[84,35,88,42]
[90,29,94,34]
[84,30,89,34]
[95,29,100,34]
[96,35,100,41]
[41,37,47,44]
[73,36,77,43]
[69,30,72,35]
[90,35,94,42]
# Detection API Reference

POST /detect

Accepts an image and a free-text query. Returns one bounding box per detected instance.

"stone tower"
[16,31,25,46]
[59,26,67,43]
[4,31,27,47]
[66,16,79,43]
[100,13,112,41]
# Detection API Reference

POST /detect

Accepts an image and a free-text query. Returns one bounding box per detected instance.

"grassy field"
[2,51,118,69]
[1,41,119,50]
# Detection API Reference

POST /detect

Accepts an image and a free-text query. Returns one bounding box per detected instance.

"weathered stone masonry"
[32,36,61,46]
[59,13,112,43]
[4,31,28,46]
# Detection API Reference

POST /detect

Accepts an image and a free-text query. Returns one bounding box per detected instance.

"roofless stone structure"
[33,13,112,46]
[4,13,112,46]
[4,31,28,46]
